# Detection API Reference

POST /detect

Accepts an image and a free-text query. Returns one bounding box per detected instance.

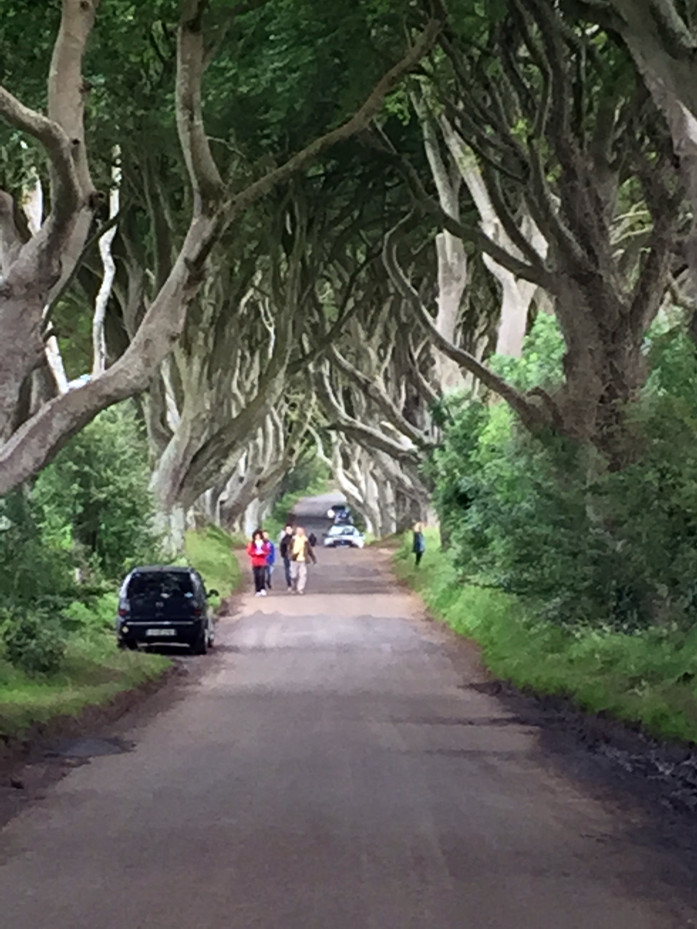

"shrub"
[429,319,697,632]
[2,609,67,676]
[33,403,163,579]
[0,490,77,609]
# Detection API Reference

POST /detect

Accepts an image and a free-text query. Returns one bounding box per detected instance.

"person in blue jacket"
[263,530,276,590]
[412,522,426,567]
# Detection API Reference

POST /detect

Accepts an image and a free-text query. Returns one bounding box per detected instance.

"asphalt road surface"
[1,497,696,928]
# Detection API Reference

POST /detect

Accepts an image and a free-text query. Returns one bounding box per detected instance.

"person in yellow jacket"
[289,526,317,594]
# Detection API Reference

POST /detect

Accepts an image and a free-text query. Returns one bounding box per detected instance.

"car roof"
[130,565,193,574]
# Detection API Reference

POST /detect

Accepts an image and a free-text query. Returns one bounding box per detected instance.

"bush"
[429,319,697,631]
[61,592,118,635]
[0,490,77,609]
[33,403,163,579]
[2,609,67,676]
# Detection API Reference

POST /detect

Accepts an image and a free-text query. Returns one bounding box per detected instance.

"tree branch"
[177,0,225,210]
[382,214,550,432]
[0,87,82,236]
[224,19,442,224]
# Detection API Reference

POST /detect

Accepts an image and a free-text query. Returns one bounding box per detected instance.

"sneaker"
[260,589,267,596]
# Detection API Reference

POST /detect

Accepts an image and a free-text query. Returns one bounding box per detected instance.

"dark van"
[116,566,218,654]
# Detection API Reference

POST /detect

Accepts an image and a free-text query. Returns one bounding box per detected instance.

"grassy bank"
[395,529,697,745]
[0,525,241,741]
[0,638,169,739]
[184,524,241,607]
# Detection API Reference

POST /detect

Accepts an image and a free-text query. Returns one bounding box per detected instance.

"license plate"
[146,628,176,637]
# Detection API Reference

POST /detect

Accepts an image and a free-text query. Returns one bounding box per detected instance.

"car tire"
[191,627,208,655]
[118,638,137,651]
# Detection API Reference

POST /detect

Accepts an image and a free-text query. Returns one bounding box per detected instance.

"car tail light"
[118,607,129,617]
[192,607,202,616]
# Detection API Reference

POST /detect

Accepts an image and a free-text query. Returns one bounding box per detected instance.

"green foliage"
[488,313,565,390]
[430,317,697,632]
[184,525,241,608]
[0,402,162,678]
[0,489,77,610]
[1,609,66,677]
[61,593,118,636]
[33,404,163,579]
[0,634,169,738]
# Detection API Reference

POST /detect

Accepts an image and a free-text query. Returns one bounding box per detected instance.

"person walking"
[279,524,294,591]
[247,529,271,596]
[289,526,316,595]
[412,522,426,567]
[263,530,276,590]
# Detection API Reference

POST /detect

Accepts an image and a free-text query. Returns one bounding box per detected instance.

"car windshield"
[127,572,194,600]
[328,526,355,536]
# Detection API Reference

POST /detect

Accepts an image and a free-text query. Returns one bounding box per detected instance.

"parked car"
[327,503,353,525]
[116,565,218,654]
[323,525,365,549]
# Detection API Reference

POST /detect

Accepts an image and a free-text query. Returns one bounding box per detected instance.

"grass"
[0,524,242,741]
[0,635,169,739]
[396,529,697,745]
[184,524,241,607]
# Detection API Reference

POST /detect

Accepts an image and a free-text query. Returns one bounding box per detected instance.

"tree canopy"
[1,0,697,540]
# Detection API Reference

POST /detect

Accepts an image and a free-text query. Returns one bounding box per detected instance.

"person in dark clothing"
[279,524,294,591]
[247,529,271,596]
[412,522,426,567]
[308,532,317,547]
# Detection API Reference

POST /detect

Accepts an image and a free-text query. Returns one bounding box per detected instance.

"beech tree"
[566,0,697,306]
[0,0,440,495]
[380,0,686,466]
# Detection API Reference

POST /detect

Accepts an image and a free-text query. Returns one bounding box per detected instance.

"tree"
[0,0,440,494]
[383,0,686,466]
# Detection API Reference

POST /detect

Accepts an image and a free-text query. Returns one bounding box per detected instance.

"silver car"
[323,525,365,549]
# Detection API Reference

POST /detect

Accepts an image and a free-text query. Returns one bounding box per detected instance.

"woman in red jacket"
[247,529,271,597]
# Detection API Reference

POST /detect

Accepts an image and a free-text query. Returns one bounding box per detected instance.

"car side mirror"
[207,589,219,598]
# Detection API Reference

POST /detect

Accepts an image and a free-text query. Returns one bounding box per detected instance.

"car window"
[332,526,357,535]
[127,572,194,600]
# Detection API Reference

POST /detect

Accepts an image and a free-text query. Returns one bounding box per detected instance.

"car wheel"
[191,627,208,655]
[118,638,137,651]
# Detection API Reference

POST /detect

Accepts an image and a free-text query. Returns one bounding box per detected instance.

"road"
[1,497,696,928]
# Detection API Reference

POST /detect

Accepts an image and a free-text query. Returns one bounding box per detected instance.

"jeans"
[252,565,266,593]
[265,564,273,588]
[282,557,292,588]
[290,561,308,593]
[414,550,424,566]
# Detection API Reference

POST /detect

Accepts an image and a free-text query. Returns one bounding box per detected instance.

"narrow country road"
[1,499,696,928]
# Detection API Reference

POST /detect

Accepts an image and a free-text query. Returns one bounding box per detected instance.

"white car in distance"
[323,525,365,549]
